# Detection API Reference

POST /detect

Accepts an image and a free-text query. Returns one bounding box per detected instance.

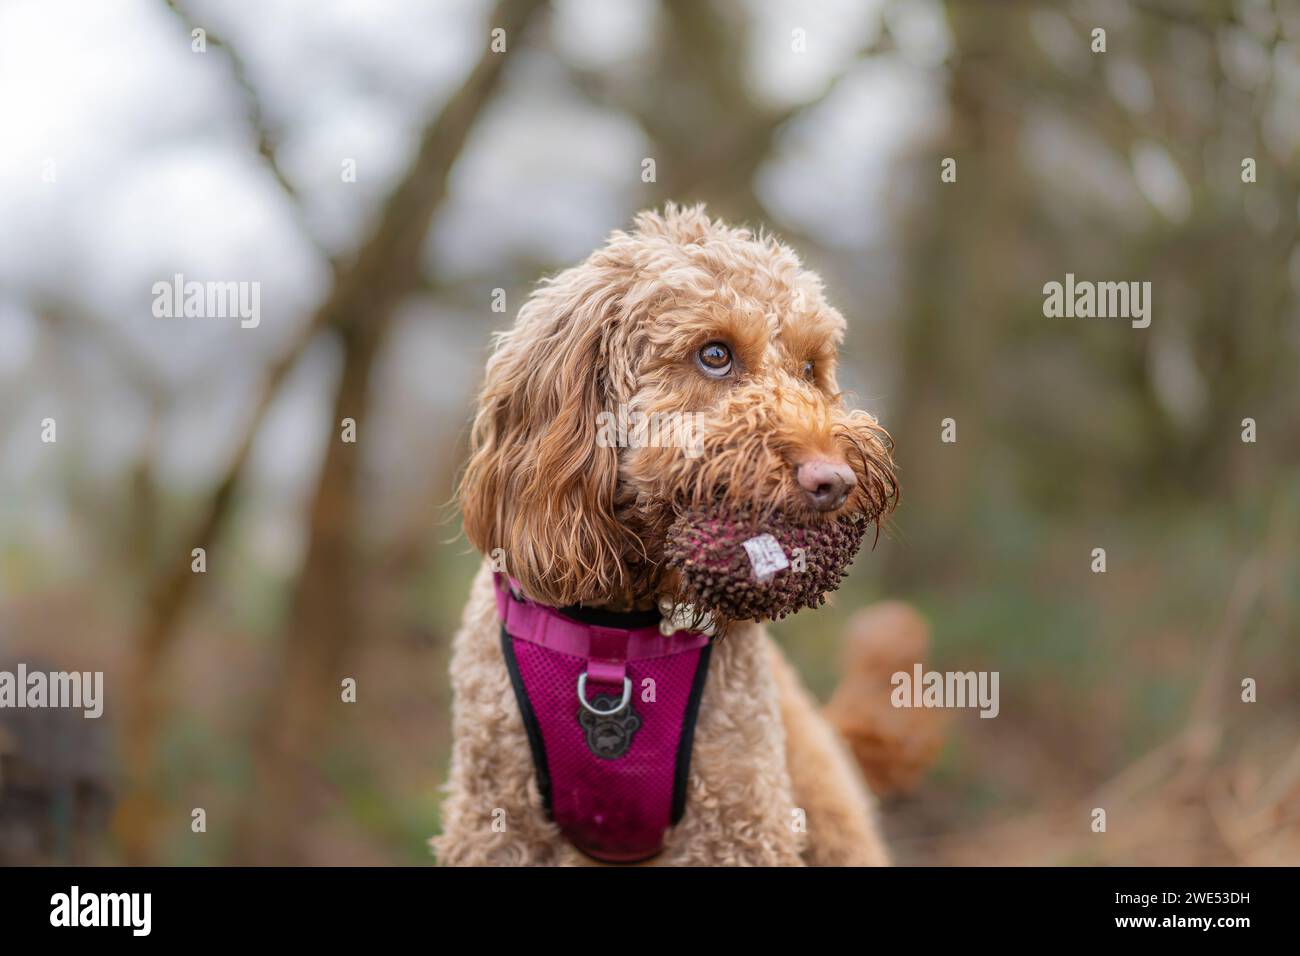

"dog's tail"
[823,601,945,797]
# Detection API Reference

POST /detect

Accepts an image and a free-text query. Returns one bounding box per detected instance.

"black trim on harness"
[670,640,713,824]
[499,625,553,818]
[555,602,663,630]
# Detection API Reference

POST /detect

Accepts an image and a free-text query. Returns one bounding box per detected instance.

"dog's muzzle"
[494,574,713,863]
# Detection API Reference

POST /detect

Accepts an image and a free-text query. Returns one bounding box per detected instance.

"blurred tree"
[232,0,548,864]
[885,0,1299,590]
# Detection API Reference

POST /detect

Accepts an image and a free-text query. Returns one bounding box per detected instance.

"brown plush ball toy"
[664,504,870,624]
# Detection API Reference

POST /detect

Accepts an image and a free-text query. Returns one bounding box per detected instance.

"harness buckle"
[576,672,632,717]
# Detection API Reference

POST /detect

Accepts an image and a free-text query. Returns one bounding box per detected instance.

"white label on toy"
[743,534,789,582]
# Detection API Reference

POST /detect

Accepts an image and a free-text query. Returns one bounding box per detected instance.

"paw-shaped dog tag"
[578,696,641,759]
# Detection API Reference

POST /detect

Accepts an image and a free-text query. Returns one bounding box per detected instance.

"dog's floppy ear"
[459,263,627,607]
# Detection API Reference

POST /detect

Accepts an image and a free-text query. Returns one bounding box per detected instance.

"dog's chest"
[653,626,803,865]
[511,620,799,865]
[448,567,801,865]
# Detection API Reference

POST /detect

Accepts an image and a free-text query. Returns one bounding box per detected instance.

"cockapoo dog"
[436,204,915,866]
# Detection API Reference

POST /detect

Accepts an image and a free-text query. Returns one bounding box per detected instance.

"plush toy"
[665,504,870,624]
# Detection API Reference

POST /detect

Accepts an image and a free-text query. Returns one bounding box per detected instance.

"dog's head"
[460,204,897,613]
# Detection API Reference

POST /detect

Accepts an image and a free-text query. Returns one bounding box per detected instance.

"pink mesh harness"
[494,575,713,863]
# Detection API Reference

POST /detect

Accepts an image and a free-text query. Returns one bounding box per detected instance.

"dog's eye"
[697,342,733,377]
[802,360,815,380]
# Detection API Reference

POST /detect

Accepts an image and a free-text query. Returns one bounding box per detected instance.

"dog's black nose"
[795,458,856,512]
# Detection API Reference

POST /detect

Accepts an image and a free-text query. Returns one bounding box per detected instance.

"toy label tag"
[743,534,789,582]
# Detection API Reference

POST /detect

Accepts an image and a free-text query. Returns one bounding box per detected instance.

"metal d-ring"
[576,673,631,717]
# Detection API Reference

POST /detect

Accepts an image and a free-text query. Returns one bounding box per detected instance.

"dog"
[436,204,910,866]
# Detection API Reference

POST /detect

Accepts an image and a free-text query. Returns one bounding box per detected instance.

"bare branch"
[115,0,550,864]
[160,0,337,269]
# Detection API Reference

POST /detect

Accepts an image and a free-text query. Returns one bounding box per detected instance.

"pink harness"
[494,575,713,863]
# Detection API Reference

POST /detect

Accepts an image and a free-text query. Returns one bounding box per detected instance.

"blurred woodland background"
[1,0,1297,866]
